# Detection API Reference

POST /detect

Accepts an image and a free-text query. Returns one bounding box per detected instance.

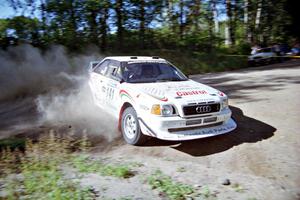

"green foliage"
[0,133,95,199]
[0,133,133,199]
[0,19,8,38]
[0,137,26,151]
[119,49,247,75]
[0,0,297,70]
[147,170,194,200]
[19,160,94,200]
[232,183,245,193]
[71,155,134,178]
[200,186,212,199]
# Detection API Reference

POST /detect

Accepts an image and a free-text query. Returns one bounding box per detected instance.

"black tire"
[121,107,147,145]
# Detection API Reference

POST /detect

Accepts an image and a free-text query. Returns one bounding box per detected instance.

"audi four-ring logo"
[196,105,211,113]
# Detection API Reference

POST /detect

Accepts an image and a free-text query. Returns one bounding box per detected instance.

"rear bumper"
[138,108,237,141]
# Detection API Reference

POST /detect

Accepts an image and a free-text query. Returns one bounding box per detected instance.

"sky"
[0,1,15,18]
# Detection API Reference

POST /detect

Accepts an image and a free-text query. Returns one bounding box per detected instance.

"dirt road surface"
[1,60,300,199]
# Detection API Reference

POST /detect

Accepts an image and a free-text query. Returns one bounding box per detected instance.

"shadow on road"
[191,60,300,102]
[143,106,276,156]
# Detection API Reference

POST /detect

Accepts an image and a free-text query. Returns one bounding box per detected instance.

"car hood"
[128,80,225,104]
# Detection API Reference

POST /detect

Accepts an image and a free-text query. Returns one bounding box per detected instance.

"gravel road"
[95,60,300,200]
[1,60,300,199]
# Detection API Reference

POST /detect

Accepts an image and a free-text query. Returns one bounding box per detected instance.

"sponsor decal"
[182,124,235,136]
[143,87,168,102]
[139,104,149,111]
[128,60,167,64]
[119,89,134,101]
[176,90,208,96]
[148,94,168,102]
[107,81,117,88]
[218,91,225,97]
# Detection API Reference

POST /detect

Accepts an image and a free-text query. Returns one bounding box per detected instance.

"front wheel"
[121,107,147,145]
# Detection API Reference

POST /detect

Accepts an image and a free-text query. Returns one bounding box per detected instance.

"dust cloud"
[0,44,118,141]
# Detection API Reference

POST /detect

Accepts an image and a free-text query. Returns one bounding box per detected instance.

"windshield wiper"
[156,78,185,82]
[129,80,155,83]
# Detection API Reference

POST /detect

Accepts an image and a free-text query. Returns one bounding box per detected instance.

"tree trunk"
[101,5,109,52]
[225,0,233,46]
[226,0,235,46]
[255,0,262,30]
[212,0,219,33]
[139,0,145,48]
[244,0,252,43]
[208,1,214,52]
[40,1,48,44]
[115,0,124,50]
[179,0,184,39]
[167,0,176,32]
[193,0,200,32]
[90,10,98,45]
[232,0,238,45]
[70,0,77,39]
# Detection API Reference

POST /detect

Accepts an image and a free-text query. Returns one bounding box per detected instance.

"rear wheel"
[121,107,147,145]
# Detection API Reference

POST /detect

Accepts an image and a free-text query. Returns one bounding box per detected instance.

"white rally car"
[89,56,237,145]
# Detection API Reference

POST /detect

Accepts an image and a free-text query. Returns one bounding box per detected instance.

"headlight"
[162,105,174,116]
[221,98,229,109]
[151,104,176,116]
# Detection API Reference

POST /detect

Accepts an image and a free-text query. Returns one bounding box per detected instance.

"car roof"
[104,56,166,62]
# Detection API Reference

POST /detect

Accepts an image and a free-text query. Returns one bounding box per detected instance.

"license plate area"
[186,119,202,126]
[203,117,217,123]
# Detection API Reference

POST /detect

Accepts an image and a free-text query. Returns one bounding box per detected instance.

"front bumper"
[138,108,237,141]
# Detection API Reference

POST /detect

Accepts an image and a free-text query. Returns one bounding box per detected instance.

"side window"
[94,60,110,75]
[106,61,121,80]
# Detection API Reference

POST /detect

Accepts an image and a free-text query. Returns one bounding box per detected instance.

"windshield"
[121,62,188,83]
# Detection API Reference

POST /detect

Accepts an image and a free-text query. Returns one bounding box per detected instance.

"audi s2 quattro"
[89,56,237,145]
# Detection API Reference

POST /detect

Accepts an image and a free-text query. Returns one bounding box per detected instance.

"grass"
[10,160,94,200]
[232,183,245,193]
[147,170,194,200]
[147,170,218,200]
[199,185,218,199]
[71,155,134,178]
[0,132,134,199]
[176,167,186,173]
[0,137,26,151]
[0,133,95,199]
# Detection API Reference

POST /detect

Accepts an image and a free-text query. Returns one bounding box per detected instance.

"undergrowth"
[147,170,194,200]
[0,132,133,199]
[71,155,134,178]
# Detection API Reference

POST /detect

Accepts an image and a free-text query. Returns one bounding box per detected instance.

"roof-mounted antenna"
[130,56,138,59]
[152,56,159,59]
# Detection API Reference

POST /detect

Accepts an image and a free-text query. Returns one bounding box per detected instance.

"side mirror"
[114,76,124,84]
